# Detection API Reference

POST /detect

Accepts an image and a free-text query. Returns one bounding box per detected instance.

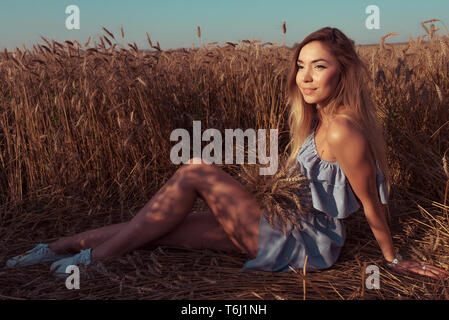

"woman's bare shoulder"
[327,112,364,144]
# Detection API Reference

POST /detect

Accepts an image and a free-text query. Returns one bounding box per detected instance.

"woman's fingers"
[421,264,448,279]
[398,260,447,280]
[411,265,440,280]
[419,263,447,279]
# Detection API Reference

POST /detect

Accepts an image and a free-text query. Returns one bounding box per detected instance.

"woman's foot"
[50,248,92,278]
[6,243,73,268]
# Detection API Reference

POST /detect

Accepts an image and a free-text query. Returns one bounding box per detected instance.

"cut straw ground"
[0,200,447,300]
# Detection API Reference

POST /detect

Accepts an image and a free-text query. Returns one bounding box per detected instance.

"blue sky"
[1,0,448,51]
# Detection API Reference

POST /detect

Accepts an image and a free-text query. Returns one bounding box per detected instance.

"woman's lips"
[302,88,317,95]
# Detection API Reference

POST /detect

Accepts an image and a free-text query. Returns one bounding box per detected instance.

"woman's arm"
[326,118,394,260]
[327,118,447,280]
[361,199,395,261]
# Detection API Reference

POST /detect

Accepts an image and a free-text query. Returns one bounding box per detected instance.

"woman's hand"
[390,259,448,280]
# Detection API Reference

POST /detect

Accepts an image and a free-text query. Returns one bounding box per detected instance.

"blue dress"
[242,117,388,272]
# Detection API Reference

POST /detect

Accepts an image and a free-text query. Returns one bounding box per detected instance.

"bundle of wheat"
[225,152,312,235]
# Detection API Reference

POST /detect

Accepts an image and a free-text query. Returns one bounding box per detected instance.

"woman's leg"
[143,210,243,253]
[49,157,263,259]
[48,222,128,254]
[89,157,263,261]
[48,211,241,254]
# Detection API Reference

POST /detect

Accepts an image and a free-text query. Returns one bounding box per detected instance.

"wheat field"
[0,24,448,300]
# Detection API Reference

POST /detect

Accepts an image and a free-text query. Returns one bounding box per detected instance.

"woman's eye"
[297,64,326,69]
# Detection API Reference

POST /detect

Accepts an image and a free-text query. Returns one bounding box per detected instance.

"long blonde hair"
[285,27,391,199]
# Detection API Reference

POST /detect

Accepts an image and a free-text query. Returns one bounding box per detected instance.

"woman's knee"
[185,157,216,166]
[178,157,217,174]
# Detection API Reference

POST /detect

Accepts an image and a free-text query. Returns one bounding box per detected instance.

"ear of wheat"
[228,153,312,235]
[146,32,153,49]
[102,27,115,40]
[282,21,287,46]
[197,26,202,47]
[380,32,398,55]
[84,36,91,47]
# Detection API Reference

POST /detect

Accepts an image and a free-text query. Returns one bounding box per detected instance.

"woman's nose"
[301,67,313,82]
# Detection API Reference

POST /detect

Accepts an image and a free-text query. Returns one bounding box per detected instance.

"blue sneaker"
[6,243,73,268]
[50,248,92,278]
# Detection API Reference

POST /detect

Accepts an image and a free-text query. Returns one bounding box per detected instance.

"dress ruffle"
[295,122,388,219]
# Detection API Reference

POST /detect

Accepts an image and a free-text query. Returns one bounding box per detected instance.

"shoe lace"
[19,244,48,258]
[77,249,91,265]
[12,245,47,262]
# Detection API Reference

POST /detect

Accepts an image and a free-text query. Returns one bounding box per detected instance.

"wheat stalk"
[84,36,91,48]
[380,32,398,56]
[282,21,287,47]
[102,27,116,40]
[197,26,202,47]
[443,148,449,179]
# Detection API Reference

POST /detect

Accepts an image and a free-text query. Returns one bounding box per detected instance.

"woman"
[6,27,447,280]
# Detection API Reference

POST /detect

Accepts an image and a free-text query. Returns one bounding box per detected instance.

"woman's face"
[296,41,341,108]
